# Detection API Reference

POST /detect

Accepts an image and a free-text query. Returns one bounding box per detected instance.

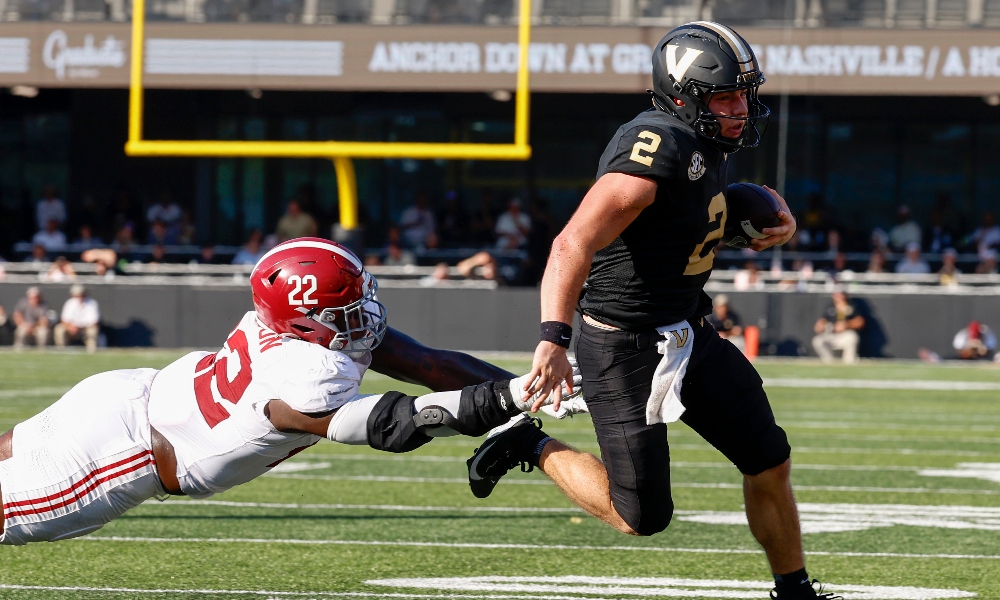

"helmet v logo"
[666,45,703,81]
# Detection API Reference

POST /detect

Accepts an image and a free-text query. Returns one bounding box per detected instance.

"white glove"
[541,395,589,419]
[509,355,583,412]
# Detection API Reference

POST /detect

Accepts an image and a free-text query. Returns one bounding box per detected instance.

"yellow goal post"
[125,0,534,229]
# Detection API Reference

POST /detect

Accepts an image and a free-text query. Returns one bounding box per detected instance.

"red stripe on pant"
[3,451,154,519]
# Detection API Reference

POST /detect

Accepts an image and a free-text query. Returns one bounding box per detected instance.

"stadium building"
[2,1,999,249]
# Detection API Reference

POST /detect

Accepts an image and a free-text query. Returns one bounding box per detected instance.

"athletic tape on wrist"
[540,321,572,348]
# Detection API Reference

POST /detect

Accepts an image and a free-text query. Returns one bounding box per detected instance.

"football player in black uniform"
[466,22,840,600]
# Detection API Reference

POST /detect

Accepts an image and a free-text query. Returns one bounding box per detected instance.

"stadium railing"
[5,259,1000,293]
[0,260,499,288]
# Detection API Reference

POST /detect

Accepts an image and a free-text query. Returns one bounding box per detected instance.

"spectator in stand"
[178,210,197,245]
[734,261,764,291]
[45,256,77,283]
[114,223,136,255]
[976,249,999,274]
[75,224,103,250]
[13,287,50,349]
[812,289,865,363]
[826,251,851,280]
[866,248,887,274]
[968,211,1000,258]
[938,248,961,286]
[194,244,219,265]
[436,191,468,247]
[275,199,318,242]
[706,294,744,353]
[895,242,931,275]
[232,230,266,266]
[927,192,961,254]
[456,251,508,285]
[146,192,183,240]
[35,185,66,232]
[28,244,48,264]
[495,197,531,250]
[399,192,437,249]
[383,227,416,267]
[148,244,167,265]
[110,188,140,244]
[54,284,100,353]
[825,229,841,256]
[32,219,67,253]
[952,321,997,360]
[470,191,499,246]
[888,205,921,251]
[148,220,175,246]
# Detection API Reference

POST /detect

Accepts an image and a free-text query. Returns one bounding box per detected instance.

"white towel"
[645,320,694,425]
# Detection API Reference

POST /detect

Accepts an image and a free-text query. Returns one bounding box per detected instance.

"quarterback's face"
[706,89,749,138]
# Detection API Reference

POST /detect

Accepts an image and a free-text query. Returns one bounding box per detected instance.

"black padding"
[366,391,432,453]
[456,381,521,437]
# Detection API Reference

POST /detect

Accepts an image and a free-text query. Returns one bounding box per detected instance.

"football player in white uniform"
[0,238,575,545]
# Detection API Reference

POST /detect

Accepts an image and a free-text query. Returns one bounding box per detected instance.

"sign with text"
[1,22,999,94]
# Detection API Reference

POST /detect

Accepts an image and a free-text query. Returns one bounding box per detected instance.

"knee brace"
[366,392,433,453]
[455,380,521,437]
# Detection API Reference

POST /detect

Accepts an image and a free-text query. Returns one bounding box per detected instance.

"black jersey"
[579,109,728,330]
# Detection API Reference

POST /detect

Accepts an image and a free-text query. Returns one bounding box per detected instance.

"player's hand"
[525,341,574,413]
[752,185,796,251]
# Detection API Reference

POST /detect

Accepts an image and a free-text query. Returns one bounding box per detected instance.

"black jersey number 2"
[684,192,727,276]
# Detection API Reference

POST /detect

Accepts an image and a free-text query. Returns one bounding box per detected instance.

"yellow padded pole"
[333,157,358,230]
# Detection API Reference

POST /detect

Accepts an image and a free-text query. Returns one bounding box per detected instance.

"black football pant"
[575,318,791,536]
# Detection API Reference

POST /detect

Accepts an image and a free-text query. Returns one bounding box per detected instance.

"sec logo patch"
[687,151,706,180]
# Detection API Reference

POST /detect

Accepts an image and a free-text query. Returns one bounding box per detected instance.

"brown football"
[722,183,782,249]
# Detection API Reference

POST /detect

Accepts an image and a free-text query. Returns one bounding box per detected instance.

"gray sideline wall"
[0,282,997,359]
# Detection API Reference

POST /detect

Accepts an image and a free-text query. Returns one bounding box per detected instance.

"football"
[722,182,783,249]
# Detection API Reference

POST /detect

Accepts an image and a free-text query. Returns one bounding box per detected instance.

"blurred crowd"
[4,184,1000,290]
[5,184,559,287]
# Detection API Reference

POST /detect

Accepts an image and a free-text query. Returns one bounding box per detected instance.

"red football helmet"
[250,237,387,354]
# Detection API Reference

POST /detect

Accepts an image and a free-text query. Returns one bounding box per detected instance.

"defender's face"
[706,89,749,138]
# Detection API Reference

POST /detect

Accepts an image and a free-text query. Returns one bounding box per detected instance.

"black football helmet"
[650,21,769,152]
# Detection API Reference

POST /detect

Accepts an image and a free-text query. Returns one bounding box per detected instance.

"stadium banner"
[2,22,1000,94]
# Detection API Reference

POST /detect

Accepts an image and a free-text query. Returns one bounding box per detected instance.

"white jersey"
[147,311,370,498]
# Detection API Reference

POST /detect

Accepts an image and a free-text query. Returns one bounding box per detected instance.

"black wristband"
[540,321,573,348]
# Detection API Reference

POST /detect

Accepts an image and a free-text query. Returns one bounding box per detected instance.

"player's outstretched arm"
[527,172,657,411]
[370,326,516,392]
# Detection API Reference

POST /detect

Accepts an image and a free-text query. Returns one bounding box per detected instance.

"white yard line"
[148,499,583,513]
[762,378,1000,391]
[284,456,924,471]
[72,536,1000,561]
[263,473,999,495]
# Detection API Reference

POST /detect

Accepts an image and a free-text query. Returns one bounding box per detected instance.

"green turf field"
[2,350,1000,599]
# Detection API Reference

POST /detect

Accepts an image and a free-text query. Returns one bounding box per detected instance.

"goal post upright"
[125,0,533,229]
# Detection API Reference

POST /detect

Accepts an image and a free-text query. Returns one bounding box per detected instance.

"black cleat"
[770,579,843,600]
[467,413,544,499]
